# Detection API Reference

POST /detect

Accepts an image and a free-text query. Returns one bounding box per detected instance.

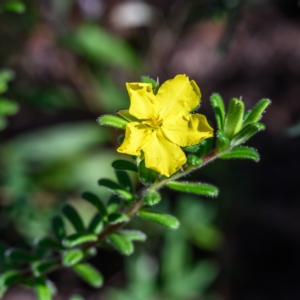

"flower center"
[142,117,163,129]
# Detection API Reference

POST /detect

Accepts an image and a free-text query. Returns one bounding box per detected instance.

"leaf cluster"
[0,86,270,299]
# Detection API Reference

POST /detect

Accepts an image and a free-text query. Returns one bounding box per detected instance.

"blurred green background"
[1,0,300,299]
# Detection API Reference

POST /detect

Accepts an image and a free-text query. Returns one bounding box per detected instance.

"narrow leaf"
[36,238,65,251]
[0,270,22,292]
[32,261,57,277]
[219,146,260,162]
[81,192,107,216]
[138,210,180,230]
[98,179,134,201]
[88,213,104,234]
[62,249,85,267]
[62,204,85,232]
[6,248,36,263]
[144,189,161,206]
[210,93,225,129]
[108,213,129,224]
[224,98,244,139]
[108,233,134,256]
[119,230,147,242]
[117,110,139,122]
[243,98,271,127]
[167,181,219,197]
[138,159,157,185]
[112,159,138,172]
[230,123,265,147]
[63,233,98,248]
[34,277,54,300]
[141,75,159,94]
[73,263,104,288]
[115,170,134,192]
[97,115,128,130]
[107,195,121,214]
[52,215,66,240]
[216,130,230,151]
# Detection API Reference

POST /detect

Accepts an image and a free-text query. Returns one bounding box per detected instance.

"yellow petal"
[126,83,157,120]
[117,122,151,156]
[162,114,213,147]
[143,129,187,177]
[155,74,201,119]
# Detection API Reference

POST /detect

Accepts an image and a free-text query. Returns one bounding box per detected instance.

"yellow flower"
[117,74,213,177]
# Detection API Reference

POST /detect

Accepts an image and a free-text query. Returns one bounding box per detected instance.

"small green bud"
[224,98,244,139]
[97,115,128,130]
[144,190,161,206]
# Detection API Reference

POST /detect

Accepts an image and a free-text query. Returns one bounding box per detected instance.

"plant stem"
[13,148,222,283]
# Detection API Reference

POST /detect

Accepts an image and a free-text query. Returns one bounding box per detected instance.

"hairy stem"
[14,148,222,283]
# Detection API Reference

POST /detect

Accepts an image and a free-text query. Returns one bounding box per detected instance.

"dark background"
[0,0,300,299]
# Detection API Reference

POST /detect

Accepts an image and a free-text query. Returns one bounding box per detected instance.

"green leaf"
[98,179,134,201]
[167,181,219,197]
[62,204,85,232]
[112,159,138,172]
[117,110,140,122]
[224,98,244,139]
[0,1,26,13]
[119,230,147,242]
[72,263,104,288]
[107,195,121,214]
[210,93,225,129]
[230,123,265,147]
[138,159,157,185]
[187,155,203,167]
[6,248,36,263]
[73,263,104,288]
[144,189,161,206]
[32,261,57,277]
[63,233,98,248]
[219,146,260,162]
[0,99,18,116]
[115,170,134,193]
[138,210,180,230]
[216,130,230,151]
[141,76,159,94]
[198,137,213,158]
[52,215,66,241]
[141,75,157,88]
[36,238,65,251]
[242,98,271,127]
[97,115,128,130]
[81,192,107,216]
[34,277,55,300]
[62,249,85,267]
[0,270,22,296]
[182,144,200,153]
[88,213,104,234]
[108,213,129,225]
[107,233,134,256]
